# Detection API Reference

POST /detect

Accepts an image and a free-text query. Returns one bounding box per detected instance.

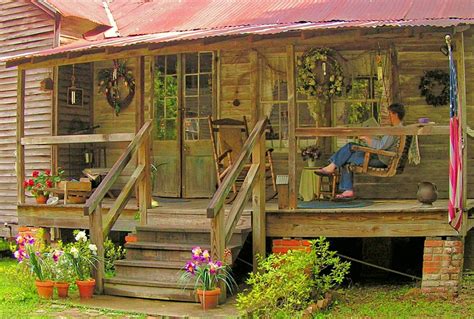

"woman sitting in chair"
[316,103,405,200]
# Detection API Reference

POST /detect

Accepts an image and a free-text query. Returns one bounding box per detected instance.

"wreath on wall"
[297,48,344,103]
[418,69,449,107]
[97,60,135,115]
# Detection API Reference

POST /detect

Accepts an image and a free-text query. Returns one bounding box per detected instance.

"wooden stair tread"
[105,277,192,289]
[114,259,183,269]
[136,224,251,233]
[126,241,241,251]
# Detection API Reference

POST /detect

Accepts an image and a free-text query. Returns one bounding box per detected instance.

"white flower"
[70,247,79,258]
[75,231,87,242]
[88,244,98,255]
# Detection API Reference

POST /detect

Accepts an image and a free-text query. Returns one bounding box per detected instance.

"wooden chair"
[348,135,413,177]
[208,116,277,199]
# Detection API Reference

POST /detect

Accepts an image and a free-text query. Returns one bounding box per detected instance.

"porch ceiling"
[3,19,473,69]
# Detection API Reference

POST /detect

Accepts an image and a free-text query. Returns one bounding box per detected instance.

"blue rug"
[297,199,373,209]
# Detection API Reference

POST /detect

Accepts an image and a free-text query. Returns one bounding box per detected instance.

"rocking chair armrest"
[350,145,397,158]
[217,149,232,162]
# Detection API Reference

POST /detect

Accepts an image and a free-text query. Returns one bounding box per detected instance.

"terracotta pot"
[76,279,95,299]
[125,234,137,243]
[35,194,49,204]
[54,281,70,298]
[35,280,54,299]
[197,288,221,310]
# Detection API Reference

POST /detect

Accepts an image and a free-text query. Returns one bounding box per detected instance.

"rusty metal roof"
[4,0,473,66]
[107,0,474,36]
[41,0,111,27]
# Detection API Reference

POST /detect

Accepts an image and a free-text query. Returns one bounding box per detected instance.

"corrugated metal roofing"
[3,0,473,66]
[107,0,474,36]
[42,0,111,27]
[4,18,472,66]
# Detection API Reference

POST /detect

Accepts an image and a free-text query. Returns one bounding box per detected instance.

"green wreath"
[418,69,449,107]
[297,48,344,100]
[97,61,135,115]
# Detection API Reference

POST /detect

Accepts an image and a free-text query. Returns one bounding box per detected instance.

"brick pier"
[421,236,464,297]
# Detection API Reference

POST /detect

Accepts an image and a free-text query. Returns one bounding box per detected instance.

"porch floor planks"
[16,198,473,237]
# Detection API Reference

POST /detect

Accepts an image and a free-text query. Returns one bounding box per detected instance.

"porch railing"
[83,119,152,293]
[206,117,267,300]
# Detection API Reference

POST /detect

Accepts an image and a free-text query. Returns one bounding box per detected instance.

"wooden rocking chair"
[348,135,413,177]
[208,116,277,200]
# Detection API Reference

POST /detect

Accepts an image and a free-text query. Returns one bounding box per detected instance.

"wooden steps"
[104,215,251,301]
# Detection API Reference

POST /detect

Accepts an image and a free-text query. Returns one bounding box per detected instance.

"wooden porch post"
[252,131,266,271]
[454,32,468,235]
[89,203,105,294]
[51,66,59,174]
[136,56,151,224]
[286,45,297,209]
[210,208,226,301]
[16,68,25,204]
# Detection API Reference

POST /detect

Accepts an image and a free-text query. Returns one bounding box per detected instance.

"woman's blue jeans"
[329,143,386,191]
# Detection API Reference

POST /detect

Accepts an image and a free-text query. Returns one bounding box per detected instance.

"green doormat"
[297,199,373,209]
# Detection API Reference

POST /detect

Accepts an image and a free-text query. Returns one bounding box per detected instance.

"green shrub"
[104,237,126,275]
[236,237,350,318]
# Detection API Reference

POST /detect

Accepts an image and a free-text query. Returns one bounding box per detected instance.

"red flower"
[23,181,28,188]
[36,183,42,189]
[45,169,50,176]
[46,180,52,188]
[28,179,34,186]
[32,171,39,178]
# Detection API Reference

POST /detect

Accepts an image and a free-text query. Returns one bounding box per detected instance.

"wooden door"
[182,52,215,198]
[152,55,181,197]
[153,53,215,198]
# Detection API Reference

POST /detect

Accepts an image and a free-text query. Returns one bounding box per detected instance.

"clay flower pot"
[125,234,137,243]
[197,288,221,310]
[35,280,54,299]
[76,279,95,299]
[35,194,49,204]
[54,281,70,298]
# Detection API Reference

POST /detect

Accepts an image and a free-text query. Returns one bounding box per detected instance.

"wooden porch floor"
[17,197,474,237]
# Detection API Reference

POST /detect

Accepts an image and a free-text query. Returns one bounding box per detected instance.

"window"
[154,55,178,140]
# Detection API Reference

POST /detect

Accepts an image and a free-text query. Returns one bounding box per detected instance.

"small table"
[298,167,321,201]
[299,167,340,201]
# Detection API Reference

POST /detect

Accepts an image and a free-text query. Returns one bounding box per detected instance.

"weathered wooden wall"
[58,63,93,178]
[0,0,54,231]
[216,28,473,200]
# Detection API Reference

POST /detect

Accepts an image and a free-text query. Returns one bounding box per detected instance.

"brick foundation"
[272,238,311,254]
[421,237,464,297]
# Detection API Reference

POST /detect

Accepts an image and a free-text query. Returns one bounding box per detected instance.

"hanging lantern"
[67,64,83,106]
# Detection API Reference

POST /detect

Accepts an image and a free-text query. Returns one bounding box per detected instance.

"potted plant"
[301,145,322,167]
[179,246,236,310]
[51,249,74,298]
[63,230,99,299]
[13,234,54,299]
[23,169,63,204]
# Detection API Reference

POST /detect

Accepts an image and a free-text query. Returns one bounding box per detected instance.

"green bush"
[104,237,126,275]
[236,237,350,318]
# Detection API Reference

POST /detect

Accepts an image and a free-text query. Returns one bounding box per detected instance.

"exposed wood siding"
[0,0,54,225]
[57,63,93,178]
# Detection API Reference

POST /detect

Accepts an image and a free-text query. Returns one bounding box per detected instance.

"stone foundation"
[421,236,464,297]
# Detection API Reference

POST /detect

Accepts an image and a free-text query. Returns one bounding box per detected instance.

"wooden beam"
[286,44,297,209]
[295,124,449,137]
[249,50,259,125]
[138,135,151,225]
[136,56,145,132]
[21,133,135,145]
[102,164,144,237]
[89,204,104,294]
[390,43,401,103]
[16,69,25,204]
[51,66,59,175]
[225,163,259,245]
[266,212,460,238]
[210,207,226,301]
[252,134,266,272]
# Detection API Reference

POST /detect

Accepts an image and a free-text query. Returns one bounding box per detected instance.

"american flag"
[447,36,463,232]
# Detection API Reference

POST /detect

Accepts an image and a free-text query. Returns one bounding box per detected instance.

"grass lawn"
[320,275,474,319]
[0,258,145,319]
